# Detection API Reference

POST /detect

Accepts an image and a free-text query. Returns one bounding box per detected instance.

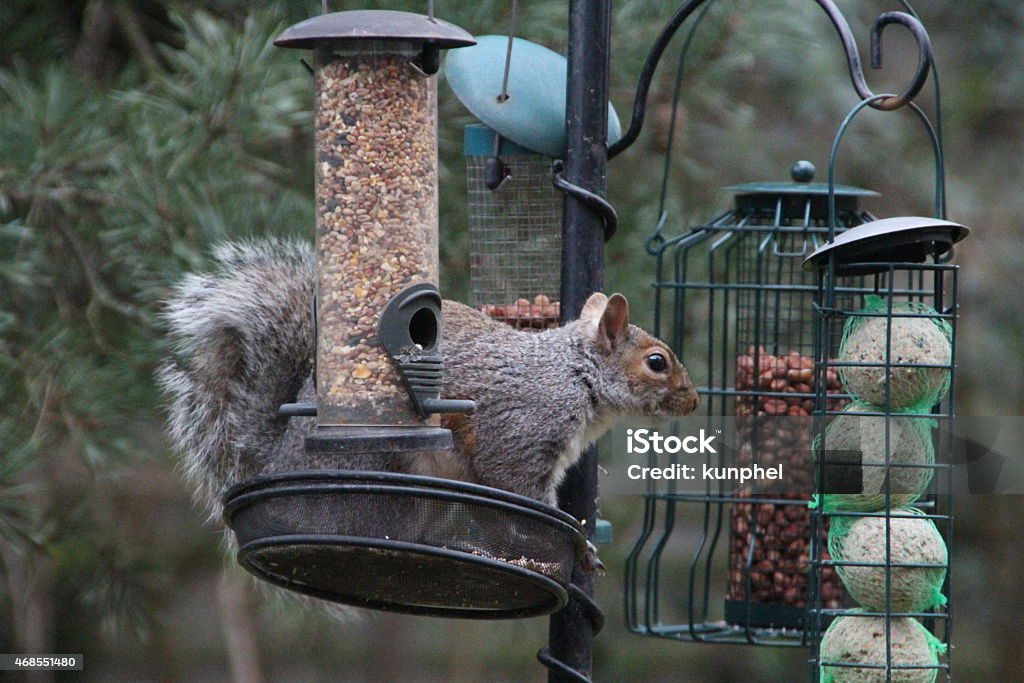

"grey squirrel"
[158,238,698,523]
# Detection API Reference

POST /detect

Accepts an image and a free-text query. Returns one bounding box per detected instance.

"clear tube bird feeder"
[220,9,588,620]
[271,11,468,428]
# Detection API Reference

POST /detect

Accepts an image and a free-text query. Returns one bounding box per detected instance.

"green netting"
[820,611,947,683]
[838,296,952,411]
[813,402,936,512]
[828,507,947,613]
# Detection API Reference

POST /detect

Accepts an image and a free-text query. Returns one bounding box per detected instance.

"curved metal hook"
[867,12,933,109]
[609,0,934,158]
[818,7,932,111]
[609,0,707,159]
[552,160,619,241]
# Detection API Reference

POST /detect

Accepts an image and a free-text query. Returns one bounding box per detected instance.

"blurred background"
[0,1,1020,680]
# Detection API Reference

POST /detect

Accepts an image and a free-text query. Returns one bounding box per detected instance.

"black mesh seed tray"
[223,470,586,619]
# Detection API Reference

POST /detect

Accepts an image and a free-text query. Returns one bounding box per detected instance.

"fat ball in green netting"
[838,296,952,411]
[820,612,946,683]
[814,402,934,512]
[828,508,947,613]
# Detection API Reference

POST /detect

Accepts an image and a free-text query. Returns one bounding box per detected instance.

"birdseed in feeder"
[828,508,947,613]
[815,402,935,512]
[820,612,946,683]
[838,296,952,411]
[313,46,440,425]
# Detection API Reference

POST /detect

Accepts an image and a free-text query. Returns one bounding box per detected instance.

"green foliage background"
[0,1,1021,681]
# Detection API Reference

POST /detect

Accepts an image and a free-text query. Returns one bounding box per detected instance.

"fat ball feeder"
[805,93,967,680]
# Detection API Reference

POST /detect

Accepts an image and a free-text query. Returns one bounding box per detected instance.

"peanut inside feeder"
[730,348,847,617]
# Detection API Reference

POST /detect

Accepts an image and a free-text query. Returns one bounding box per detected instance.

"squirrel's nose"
[686,389,700,414]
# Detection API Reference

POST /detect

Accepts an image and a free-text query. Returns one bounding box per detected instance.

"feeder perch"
[220,8,586,619]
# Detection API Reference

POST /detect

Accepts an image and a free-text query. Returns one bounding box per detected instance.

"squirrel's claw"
[580,540,606,575]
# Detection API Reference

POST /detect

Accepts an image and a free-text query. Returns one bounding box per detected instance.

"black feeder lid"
[222,470,586,619]
[802,215,970,274]
[274,10,476,50]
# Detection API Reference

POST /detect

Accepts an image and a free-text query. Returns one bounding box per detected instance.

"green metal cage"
[625,163,881,646]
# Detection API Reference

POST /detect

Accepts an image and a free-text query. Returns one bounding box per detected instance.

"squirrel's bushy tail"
[157,238,315,520]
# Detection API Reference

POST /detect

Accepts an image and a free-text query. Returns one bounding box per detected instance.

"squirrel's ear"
[580,292,609,327]
[598,293,630,350]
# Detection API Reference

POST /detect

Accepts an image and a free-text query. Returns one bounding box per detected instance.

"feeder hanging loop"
[552,160,618,242]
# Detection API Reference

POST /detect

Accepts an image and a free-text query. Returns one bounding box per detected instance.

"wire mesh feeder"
[224,470,586,619]
[465,124,563,330]
[625,162,882,645]
[449,33,622,333]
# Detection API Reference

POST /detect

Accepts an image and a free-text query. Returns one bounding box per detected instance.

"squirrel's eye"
[645,352,669,373]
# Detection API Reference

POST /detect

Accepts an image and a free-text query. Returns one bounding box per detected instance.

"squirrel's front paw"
[580,540,606,575]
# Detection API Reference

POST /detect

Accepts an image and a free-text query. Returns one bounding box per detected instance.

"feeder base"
[304,425,453,455]
[724,599,806,631]
[223,470,584,619]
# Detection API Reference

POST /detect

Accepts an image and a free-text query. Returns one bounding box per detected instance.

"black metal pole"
[546,0,612,681]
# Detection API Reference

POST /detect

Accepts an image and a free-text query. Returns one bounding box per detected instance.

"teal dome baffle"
[446,35,621,158]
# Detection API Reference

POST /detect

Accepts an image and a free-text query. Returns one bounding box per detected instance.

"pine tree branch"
[3,186,114,209]
[51,214,147,324]
[73,0,116,81]
[28,377,57,447]
[112,1,161,72]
